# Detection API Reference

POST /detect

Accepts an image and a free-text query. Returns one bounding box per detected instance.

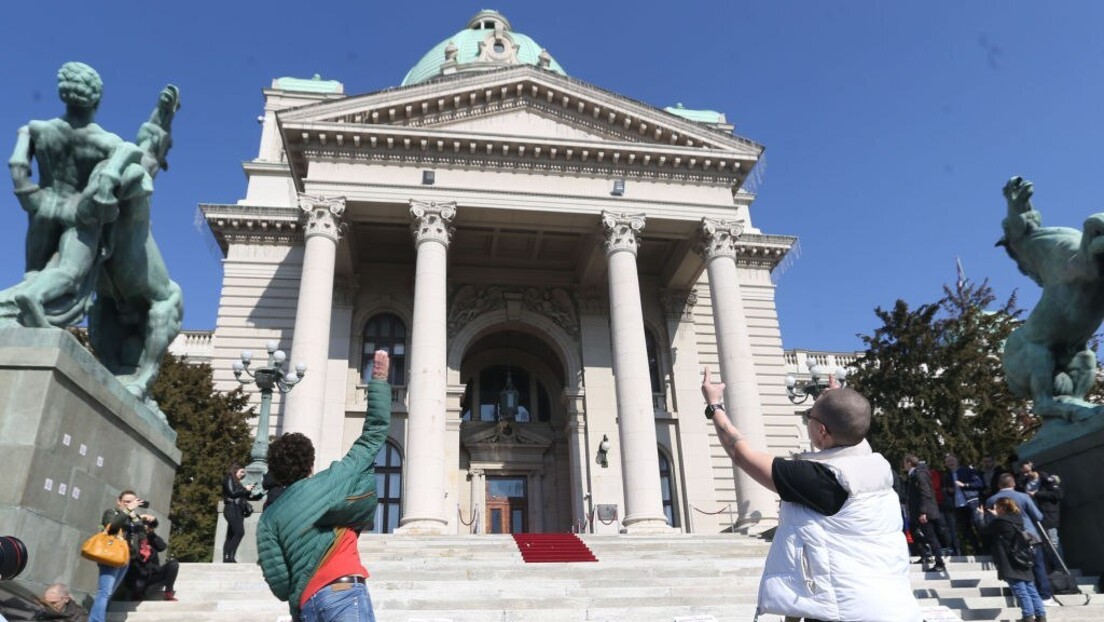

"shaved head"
[810,387,872,446]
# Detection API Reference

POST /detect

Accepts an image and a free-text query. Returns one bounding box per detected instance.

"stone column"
[285,195,345,465]
[601,211,670,533]
[699,218,776,527]
[397,200,456,534]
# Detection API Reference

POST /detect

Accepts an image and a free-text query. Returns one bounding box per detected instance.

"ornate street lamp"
[233,341,306,491]
[786,360,848,404]
[498,369,519,421]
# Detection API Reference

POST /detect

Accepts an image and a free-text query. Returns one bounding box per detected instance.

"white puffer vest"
[757,440,923,622]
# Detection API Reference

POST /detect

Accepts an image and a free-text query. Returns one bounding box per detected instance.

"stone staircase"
[106,535,1100,622]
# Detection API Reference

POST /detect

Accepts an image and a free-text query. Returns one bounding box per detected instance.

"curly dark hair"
[266,432,314,486]
[57,62,103,109]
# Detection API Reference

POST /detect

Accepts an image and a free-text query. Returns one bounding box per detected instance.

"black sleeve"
[772,458,849,516]
[150,532,168,552]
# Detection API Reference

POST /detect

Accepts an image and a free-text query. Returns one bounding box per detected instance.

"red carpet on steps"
[512,533,598,563]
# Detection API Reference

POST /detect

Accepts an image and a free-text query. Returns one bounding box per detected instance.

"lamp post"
[786,360,848,404]
[233,341,306,491]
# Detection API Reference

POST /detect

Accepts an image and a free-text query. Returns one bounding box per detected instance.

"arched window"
[362,313,406,386]
[373,441,402,533]
[659,450,679,527]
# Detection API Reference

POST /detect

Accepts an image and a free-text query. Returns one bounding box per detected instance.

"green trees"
[848,279,1035,470]
[149,353,253,562]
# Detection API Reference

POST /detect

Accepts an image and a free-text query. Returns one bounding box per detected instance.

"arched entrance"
[455,325,577,533]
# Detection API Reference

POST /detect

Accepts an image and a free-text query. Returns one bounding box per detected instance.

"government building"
[190,9,806,537]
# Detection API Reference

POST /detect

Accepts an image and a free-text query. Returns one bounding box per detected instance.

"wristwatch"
[704,403,725,419]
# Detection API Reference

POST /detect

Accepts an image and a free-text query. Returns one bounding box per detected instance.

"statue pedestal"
[1020,424,1104,577]
[0,328,180,599]
[212,500,260,563]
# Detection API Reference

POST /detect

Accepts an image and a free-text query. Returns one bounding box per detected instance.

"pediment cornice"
[277,66,762,189]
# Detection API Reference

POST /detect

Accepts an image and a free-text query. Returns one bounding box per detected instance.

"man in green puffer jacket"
[257,350,391,622]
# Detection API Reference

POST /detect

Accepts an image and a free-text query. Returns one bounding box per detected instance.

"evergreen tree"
[149,353,253,562]
[849,278,1034,470]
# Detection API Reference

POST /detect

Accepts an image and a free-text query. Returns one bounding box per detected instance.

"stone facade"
[194,12,803,536]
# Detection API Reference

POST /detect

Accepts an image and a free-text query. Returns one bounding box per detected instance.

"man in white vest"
[701,369,923,622]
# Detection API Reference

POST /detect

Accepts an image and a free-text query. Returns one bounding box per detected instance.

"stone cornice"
[283,123,748,190]
[200,203,303,253]
[732,233,798,270]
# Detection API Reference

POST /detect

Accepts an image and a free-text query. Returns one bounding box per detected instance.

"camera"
[0,536,28,581]
[138,500,150,509]
[143,516,160,529]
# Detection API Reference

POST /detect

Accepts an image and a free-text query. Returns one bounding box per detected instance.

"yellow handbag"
[80,528,130,568]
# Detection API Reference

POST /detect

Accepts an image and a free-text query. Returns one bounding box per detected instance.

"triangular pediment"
[424,106,619,142]
[277,66,762,186]
[278,66,761,155]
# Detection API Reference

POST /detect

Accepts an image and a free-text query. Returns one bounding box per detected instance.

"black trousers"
[127,560,179,599]
[912,518,946,563]
[222,503,245,561]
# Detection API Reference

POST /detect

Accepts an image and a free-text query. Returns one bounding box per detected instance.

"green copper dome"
[401,10,567,87]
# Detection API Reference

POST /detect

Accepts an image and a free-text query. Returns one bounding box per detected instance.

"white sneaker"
[1042,597,1058,607]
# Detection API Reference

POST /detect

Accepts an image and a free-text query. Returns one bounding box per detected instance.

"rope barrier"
[691,504,732,516]
[457,503,478,528]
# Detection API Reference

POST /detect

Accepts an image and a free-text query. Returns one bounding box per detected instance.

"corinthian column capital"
[699,217,744,261]
[410,200,457,247]
[298,194,347,242]
[601,211,646,256]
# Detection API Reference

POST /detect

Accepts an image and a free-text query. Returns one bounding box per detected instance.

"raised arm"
[9,125,38,199]
[701,367,776,492]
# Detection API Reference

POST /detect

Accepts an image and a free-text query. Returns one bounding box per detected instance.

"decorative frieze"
[298,194,347,242]
[448,285,506,335]
[601,211,646,257]
[409,200,457,247]
[447,285,579,337]
[699,217,743,261]
[661,289,699,321]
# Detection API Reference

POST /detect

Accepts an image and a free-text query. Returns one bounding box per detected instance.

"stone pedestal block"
[0,328,181,598]
[212,500,260,563]
[1021,426,1104,576]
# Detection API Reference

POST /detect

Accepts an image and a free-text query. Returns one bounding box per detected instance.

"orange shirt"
[299,529,368,607]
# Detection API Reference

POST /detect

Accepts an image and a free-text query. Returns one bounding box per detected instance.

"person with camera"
[221,463,256,563]
[700,369,922,622]
[90,491,151,622]
[975,498,1046,622]
[1026,466,1064,563]
[257,350,392,622]
[123,517,178,602]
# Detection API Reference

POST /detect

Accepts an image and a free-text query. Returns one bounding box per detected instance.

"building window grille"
[659,450,678,527]
[373,441,403,533]
[362,313,407,386]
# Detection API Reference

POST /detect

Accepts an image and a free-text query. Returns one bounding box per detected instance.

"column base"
[395,516,451,535]
[621,515,677,534]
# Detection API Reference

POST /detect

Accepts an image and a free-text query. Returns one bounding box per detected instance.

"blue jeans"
[1008,578,1044,618]
[89,563,128,622]
[1031,544,1052,599]
[300,583,375,622]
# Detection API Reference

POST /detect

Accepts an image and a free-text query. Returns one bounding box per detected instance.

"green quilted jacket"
[256,378,391,618]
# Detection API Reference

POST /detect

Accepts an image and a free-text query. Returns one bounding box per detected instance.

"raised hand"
[371,349,391,381]
[701,367,725,405]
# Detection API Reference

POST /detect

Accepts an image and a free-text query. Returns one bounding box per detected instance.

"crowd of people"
[898,451,1068,621]
[39,354,1071,622]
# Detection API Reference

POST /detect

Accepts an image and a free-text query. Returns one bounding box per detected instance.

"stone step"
[108,535,1101,622]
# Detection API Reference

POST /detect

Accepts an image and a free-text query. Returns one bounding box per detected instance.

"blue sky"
[1,2,1102,353]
